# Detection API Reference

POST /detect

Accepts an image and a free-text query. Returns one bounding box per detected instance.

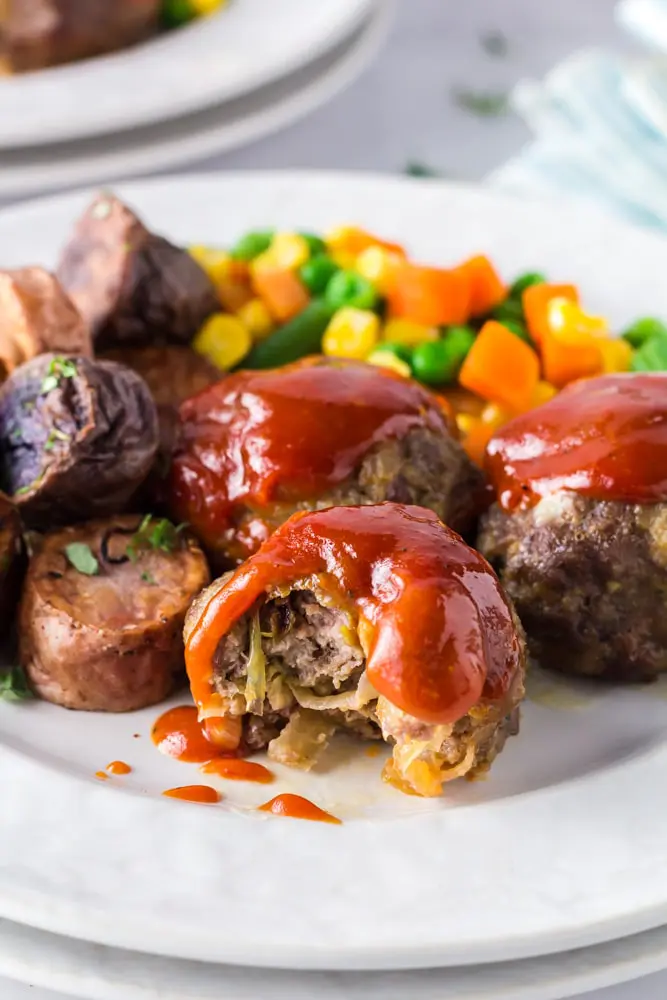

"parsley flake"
[40,356,77,395]
[141,570,157,585]
[127,517,187,561]
[44,427,69,452]
[453,88,509,117]
[64,542,99,576]
[0,664,33,702]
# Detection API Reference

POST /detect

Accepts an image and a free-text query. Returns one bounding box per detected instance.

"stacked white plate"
[0,0,391,201]
[4,171,667,1000]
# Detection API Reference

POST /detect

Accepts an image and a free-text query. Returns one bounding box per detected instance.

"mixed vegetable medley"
[161,0,228,28]
[188,226,667,465]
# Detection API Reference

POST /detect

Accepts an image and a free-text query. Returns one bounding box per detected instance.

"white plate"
[0,4,390,202]
[0,0,374,148]
[4,914,667,1000]
[3,173,667,971]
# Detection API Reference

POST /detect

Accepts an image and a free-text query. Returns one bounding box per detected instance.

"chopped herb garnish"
[40,356,77,395]
[127,516,187,561]
[64,542,99,576]
[0,664,33,702]
[14,484,32,496]
[404,161,442,178]
[453,88,509,117]
[479,29,508,57]
[44,427,69,452]
[9,427,22,443]
[140,570,157,585]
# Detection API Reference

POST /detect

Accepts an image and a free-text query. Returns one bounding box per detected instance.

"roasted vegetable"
[0,353,159,528]
[0,267,91,383]
[20,515,210,711]
[57,194,219,351]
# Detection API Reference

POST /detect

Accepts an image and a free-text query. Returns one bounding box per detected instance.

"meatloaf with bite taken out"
[184,503,526,797]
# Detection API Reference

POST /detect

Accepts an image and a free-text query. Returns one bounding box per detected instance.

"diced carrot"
[541,328,603,388]
[251,268,310,323]
[388,262,471,326]
[459,320,540,412]
[455,255,506,317]
[522,283,578,345]
[460,419,496,467]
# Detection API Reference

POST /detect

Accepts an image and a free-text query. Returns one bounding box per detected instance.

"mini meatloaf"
[57,194,218,351]
[169,356,487,566]
[0,267,91,383]
[479,372,667,682]
[20,516,210,711]
[184,503,526,797]
[1,0,160,73]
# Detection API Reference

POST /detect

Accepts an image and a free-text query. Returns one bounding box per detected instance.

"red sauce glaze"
[152,705,226,763]
[168,357,454,562]
[162,785,221,804]
[106,761,132,775]
[258,793,342,824]
[185,503,522,725]
[486,373,667,511]
[200,759,274,784]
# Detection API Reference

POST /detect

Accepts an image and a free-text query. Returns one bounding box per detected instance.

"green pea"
[242,300,334,370]
[509,272,547,298]
[622,317,667,348]
[299,255,340,295]
[161,0,195,28]
[498,318,534,345]
[372,341,413,365]
[630,336,667,372]
[412,326,476,386]
[230,230,275,262]
[325,270,378,311]
[491,298,525,324]
[299,232,327,257]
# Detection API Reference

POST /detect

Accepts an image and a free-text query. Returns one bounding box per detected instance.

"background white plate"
[0,4,390,202]
[0,0,375,148]
[4,912,667,1000]
[3,174,667,971]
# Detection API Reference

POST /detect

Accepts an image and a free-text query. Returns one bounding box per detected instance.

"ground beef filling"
[211,589,523,795]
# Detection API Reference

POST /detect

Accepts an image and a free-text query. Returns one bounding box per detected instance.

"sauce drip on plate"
[163,785,221,804]
[151,705,234,763]
[486,373,667,510]
[106,760,131,775]
[169,357,453,562]
[200,759,274,784]
[185,503,522,725]
[258,793,341,825]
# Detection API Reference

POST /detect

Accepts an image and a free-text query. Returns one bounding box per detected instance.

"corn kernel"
[481,403,514,428]
[355,246,403,294]
[237,298,274,341]
[191,0,228,13]
[188,245,232,286]
[548,298,608,341]
[383,318,439,347]
[531,380,558,406]
[367,348,411,378]
[455,413,476,436]
[322,308,380,360]
[193,313,251,371]
[269,232,311,271]
[598,337,633,373]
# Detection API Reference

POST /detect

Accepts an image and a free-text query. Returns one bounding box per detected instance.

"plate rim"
[2,172,667,971]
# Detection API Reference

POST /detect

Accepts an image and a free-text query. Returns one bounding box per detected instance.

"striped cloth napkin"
[489,0,667,229]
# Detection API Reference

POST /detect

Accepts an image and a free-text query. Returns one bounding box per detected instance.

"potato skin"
[0,493,23,642]
[0,353,159,529]
[20,517,210,712]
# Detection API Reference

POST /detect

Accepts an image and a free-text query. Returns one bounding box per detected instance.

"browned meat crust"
[478,491,667,682]
[21,516,210,711]
[0,493,23,641]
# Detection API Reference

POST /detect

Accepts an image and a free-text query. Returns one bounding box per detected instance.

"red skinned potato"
[57,194,219,351]
[0,493,23,642]
[0,267,91,383]
[20,516,210,712]
[0,353,159,529]
[1,0,160,73]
